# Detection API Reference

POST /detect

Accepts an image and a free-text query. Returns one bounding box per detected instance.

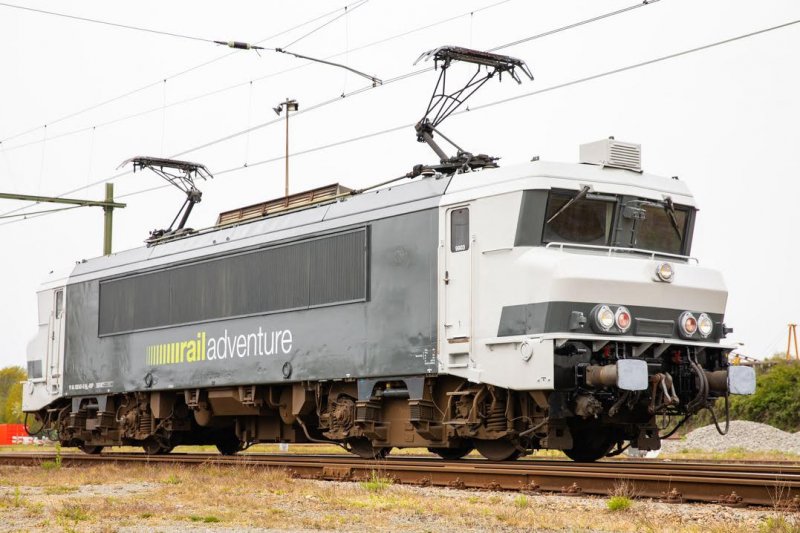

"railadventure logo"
[146,327,293,366]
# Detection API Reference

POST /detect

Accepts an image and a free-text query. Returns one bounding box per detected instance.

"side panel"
[62,209,439,395]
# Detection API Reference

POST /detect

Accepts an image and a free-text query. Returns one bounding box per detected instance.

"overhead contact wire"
[0,2,218,44]
[0,0,515,153]
[0,1,368,145]
[0,0,665,221]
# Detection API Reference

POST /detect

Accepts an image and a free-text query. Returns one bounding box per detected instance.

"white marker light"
[655,262,674,282]
[697,313,714,338]
[596,305,615,331]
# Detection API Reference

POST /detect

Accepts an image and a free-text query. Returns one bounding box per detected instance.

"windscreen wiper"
[663,197,683,240]
[546,185,590,224]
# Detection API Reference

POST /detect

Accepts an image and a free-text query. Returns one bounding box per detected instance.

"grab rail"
[544,242,698,263]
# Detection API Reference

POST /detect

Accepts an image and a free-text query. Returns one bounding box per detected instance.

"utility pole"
[0,184,126,255]
[273,98,299,204]
[787,323,799,361]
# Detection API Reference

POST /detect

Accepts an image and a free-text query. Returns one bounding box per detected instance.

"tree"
[0,366,27,423]
[3,382,23,424]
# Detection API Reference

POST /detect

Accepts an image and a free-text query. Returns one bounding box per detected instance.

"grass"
[43,485,78,495]
[760,515,800,533]
[359,471,393,493]
[59,503,89,521]
[188,515,220,523]
[513,494,529,509]
[0,459,790,532]
[162,473,181,485]
[606,496,633,512]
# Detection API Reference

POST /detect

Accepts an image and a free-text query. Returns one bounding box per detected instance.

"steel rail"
[1,453,798,506]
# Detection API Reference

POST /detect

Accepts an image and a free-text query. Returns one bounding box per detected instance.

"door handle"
[443,270,450,285]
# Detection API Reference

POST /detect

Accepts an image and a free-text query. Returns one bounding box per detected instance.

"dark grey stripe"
[498,301,724,341]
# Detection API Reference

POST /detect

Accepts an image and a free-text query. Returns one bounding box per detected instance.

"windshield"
[514,189,693,254]
[634,205,688,255]
[542,191,615,245]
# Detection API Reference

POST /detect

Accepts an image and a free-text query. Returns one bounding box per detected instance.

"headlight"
[655,262,674,282]
[697,313,714,338]
[679,311,698,337]
[595,305,615,331]
[615,306,632,332]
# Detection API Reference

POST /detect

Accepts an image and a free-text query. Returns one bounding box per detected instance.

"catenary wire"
[489,0,659,52]
[0,204,82,219]
[0,2,219,44]
[0,1,367,145]
[282,0,369,49]
[0,0,664,217]
[4,15,796,229]
[0,0,516,154]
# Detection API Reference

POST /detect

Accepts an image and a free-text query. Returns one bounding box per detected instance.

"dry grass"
[0,461,791,532]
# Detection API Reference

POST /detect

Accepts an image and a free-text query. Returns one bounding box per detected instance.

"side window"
[451,208,469,252]
[55,290,64,319]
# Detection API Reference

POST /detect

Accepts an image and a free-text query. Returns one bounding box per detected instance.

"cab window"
[542,191,615,246]
[634,205,689,255]
[450,208,469,252]
[55,290,64,319]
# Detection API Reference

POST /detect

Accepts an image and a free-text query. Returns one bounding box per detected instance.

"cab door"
[47,289,64,393]
[444,206,472,351]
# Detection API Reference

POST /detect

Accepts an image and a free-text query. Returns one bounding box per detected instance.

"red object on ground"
[0,424,27,445]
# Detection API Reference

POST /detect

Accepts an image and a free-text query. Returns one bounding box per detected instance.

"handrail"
[544,242,698,264]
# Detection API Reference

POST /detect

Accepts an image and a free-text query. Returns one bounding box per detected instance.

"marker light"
[615,306,632,332]
[679,311,698,337]
[655,262,674,282]
[697,313,714,338]
[595,305,615,331]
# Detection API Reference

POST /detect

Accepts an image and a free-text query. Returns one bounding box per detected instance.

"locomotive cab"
[436,138,756,460]
[23,273,68,415]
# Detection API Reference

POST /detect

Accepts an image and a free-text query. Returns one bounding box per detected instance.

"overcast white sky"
[1,0,799,369]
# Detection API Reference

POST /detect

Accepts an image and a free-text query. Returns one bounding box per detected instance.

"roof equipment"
[119,156,213,243]
[216,183,353,226]
[414,46,533,173]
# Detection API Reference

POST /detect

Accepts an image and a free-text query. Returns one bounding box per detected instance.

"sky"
[0,0,799,368]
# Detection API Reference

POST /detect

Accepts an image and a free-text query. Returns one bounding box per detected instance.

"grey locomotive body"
[23,139,755,461]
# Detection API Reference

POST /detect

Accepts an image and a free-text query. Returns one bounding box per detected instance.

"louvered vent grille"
[579,139,641,172]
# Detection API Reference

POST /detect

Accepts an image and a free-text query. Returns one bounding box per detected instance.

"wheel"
[142,438,171,455]
[78,444,104,455]
[142,439,161,455]
[474,439,522,461]
[347,438,391,459]
[564,427,614,462]
[429,444,474,460]
[215,433,243,456]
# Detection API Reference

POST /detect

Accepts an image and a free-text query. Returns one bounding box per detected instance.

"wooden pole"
[788,324,799,361]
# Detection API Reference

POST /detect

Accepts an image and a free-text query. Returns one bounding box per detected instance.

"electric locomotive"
[21,47,755,461]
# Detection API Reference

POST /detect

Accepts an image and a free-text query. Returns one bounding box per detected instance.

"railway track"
[1,452,798,507]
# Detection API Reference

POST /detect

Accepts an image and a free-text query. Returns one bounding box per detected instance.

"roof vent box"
[216,183,352,226]
[580,138,641,172]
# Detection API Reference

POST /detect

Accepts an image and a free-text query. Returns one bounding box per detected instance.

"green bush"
[0,366,26,423]
[606,496,632,512]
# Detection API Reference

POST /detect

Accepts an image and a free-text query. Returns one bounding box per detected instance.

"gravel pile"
[661,420,800,454]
